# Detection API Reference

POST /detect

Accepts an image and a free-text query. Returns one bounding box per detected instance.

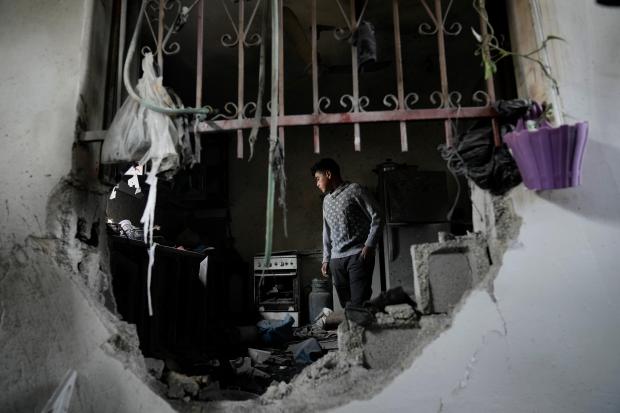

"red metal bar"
[197,106,498,132]
[350,0,361,151]
[392,0,408,152]
[478,0,501,147]
[236,0,245,158]
[278,0,285,148]
[434,0,453,146]
[311,0,320,153]
[195,0,204,108]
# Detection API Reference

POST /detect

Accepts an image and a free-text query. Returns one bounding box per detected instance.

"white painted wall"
[336,1,620,412]
[0,0,88,246]
[0,1,174,411]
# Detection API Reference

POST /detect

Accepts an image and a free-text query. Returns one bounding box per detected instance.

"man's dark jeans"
[329,252,375,307]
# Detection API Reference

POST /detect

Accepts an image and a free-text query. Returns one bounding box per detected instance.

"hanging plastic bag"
[101,52,179,175]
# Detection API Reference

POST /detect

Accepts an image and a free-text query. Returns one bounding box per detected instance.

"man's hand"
[321,262,329,278]
[360,245,375,261]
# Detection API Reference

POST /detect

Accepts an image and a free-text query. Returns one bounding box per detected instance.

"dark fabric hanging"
[438,99,530,196]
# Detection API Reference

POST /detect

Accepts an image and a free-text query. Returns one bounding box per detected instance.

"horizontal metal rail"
[196,106,497,133]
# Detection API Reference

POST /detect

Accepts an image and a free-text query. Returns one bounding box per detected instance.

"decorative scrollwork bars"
[188,0,501,150]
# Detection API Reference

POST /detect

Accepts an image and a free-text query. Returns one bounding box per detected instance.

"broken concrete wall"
[333,1,620,412]
[0,1,173,411]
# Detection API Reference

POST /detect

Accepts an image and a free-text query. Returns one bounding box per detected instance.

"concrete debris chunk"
[166,371,199,399]
[191,375,211,386]
[375,312,396,325]
[385,303,416,319]
[373,304,420,328]
[262,381,292,400]
[144,357,165,380]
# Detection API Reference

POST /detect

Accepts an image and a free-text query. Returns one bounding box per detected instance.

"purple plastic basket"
[504,121,588,190]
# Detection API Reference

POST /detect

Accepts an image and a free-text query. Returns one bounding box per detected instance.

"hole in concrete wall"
[86,0,521,410]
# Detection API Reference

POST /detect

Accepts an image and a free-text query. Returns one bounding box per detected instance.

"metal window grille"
[132,0,502,158]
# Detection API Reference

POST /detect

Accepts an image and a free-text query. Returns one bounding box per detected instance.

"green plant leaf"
[484,61,496,79]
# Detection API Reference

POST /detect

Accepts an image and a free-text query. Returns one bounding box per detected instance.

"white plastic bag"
[101,52,179,174]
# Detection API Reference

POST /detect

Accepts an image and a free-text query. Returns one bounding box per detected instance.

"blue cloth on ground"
[256,314,294,346]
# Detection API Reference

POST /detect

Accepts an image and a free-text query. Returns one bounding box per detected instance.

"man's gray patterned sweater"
[322,182,382,263]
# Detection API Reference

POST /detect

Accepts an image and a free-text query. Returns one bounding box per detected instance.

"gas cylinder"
[308,278,333,322]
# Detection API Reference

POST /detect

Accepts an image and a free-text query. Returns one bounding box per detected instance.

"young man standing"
[311,158,382,307]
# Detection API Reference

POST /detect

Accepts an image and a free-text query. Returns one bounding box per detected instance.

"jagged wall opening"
[0,0,529,411]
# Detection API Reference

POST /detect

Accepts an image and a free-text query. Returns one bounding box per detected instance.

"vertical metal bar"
[435,0,452,146]
[157,0,165,75]
[116,0,127,109]
[278,0,285,147]
[392,0,408,152]
[237,0,245,158]
[311,0,320,153]
[194,0,205,165]
[478,0,501,147]
[350,0,361,151]
[196,0,204,108]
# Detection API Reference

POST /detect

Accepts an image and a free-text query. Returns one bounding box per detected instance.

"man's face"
[314,171,331,193]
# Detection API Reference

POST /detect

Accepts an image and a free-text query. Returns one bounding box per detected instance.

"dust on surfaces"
[491,196,522,245]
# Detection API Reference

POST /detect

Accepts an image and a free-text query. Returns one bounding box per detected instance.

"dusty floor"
[169,315,450,413]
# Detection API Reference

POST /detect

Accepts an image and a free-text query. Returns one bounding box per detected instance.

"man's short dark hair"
[311,158,341,177]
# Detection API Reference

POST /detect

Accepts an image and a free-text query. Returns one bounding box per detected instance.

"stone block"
[411,234,490,313]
